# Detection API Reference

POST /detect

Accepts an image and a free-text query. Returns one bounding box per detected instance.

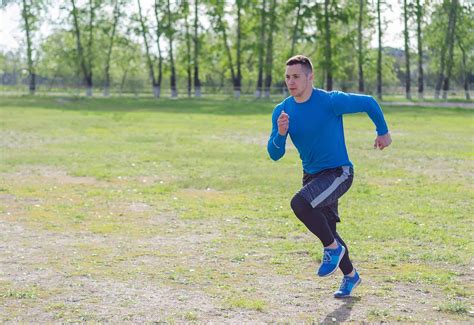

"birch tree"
[153,0,164,97]
[20,0,43,94]
[403,0,411,99]
[415,0,424,98]
[357,0,365,92]
[441,0,458,99]
[183,1,192,97]
[255,0,266,98]
[324,0,333,91]
[103,0,122,96]
[455,2,472,100]
[264,0,276,98]
[70,0,100,96]
[193,0,201,97]
[166,0,177,97]
[376,0,383,99]
[136,0,160,97]
[208,0,243,98]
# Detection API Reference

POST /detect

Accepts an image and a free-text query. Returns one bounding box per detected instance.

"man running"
[267,55,392,298]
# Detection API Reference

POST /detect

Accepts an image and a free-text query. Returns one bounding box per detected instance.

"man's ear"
[308,72,314,82]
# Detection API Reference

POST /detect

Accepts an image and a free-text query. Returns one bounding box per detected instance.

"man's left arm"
[331,91,392,150]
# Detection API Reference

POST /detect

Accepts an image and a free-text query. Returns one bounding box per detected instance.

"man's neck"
[294,87,313,103]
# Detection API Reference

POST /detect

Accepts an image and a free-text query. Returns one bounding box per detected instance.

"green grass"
[2,288,37,299]
[0,95,472,322]
[437,300,468,314]
[226,296,266,312]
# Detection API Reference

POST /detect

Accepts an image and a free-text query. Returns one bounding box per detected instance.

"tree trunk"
[48,70,58,90]
[357,0,364,93]
[184,9,192,98]
[434,44,447,99]
[119,67,129,95]
[403,0,411,99]
[255,0,266,98]
[138,0,158,97]
[324,0,333,91]
[29,72,36,94]
[290,0,302,57]
[166,0,177,98]
[376,0,382,100]
[465,73,471,100]
[87,0,94,96]
[458,42,470,100]
[434,1,453,99]
[442,0,458,100]
[103,0,120,97]
[416,0,424,99]
[193,0,201,97]
[22,0,35,95]
[217,13,236,97]
[264,0,276,98]
[154,0,163,97]
[71,0,93,96]
[235,0,242,98]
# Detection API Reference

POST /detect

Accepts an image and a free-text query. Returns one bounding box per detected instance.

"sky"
[0,1,405,54]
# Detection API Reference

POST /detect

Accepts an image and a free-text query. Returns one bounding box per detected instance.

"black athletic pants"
[290,166,354,275]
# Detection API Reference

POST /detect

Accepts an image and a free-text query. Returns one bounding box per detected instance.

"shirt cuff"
[376,127,389,136]
[273,133,286,148]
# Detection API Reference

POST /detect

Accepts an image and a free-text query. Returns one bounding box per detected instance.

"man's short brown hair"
[286,55,313,75]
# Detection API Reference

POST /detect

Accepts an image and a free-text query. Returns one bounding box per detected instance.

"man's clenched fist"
[278,110,289,136]
[374,132,392,150]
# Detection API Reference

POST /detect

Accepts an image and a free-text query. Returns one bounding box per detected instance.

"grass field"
[0,96,473,323]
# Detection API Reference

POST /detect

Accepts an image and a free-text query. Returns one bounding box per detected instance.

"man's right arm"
[267,107,287,161]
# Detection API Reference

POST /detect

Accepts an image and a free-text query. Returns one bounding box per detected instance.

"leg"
[291,166,354,248]
[325,202,354,276]
[324,203,362,298]
[291,194,346,277]
[290,193,335,247]
[291,167,355,277]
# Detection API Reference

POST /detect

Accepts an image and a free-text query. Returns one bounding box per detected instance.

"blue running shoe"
[334,270,361,298]
[317,241,346,277]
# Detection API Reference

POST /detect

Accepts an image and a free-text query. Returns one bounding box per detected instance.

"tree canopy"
[1,0,472,99]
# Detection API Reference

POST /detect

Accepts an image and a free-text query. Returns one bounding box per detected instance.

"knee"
[291,193,309,216]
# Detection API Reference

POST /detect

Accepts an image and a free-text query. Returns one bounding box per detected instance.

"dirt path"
[1,215,469,323]
[382,101,474,109]
[0,218,453,323]
[0,167,471,323]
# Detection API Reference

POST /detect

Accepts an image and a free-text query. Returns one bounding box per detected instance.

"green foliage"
[425,0,473,86]
[0,50,23,77]
[37,31,80,81]
[0,1,472,95]
[362,48,400,91]
[452,2,473,83]
[37,26,147,91]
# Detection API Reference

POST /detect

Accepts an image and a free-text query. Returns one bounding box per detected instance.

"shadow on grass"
[320,296,361,324]
[0,95,472,117]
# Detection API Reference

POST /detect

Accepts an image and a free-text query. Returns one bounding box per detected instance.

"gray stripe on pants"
[310,166,350,208]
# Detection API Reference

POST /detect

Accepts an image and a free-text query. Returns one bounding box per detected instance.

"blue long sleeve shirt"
[267,88,389,174]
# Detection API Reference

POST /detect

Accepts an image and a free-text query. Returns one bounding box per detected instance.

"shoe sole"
[318,246,346,278]
[334,277,362,298]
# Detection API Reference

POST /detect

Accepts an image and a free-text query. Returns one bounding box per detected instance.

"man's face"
[285,64,313,98]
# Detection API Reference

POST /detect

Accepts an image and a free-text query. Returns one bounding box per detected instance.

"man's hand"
[277,110,289,136]
[374,132,392,150]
